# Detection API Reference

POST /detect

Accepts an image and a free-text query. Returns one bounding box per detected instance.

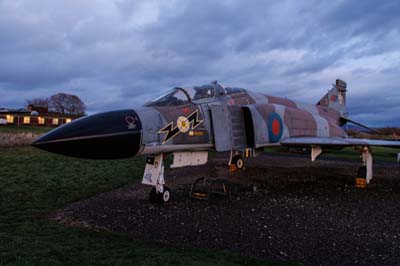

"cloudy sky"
[1,0,399,127]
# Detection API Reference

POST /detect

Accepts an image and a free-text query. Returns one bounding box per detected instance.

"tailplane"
[317,79,347,116]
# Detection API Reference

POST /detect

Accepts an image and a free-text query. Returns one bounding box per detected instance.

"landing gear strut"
[142,154,171,204]
[355,146,373,188]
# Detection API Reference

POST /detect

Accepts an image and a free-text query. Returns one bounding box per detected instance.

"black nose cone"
[32,110,142,159]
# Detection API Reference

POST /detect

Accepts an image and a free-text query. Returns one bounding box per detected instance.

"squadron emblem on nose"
[177,116,190,133]
[125,115,138,129]
[158,109,203,144]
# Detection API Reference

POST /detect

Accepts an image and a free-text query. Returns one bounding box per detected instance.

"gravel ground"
[54,153,400,266]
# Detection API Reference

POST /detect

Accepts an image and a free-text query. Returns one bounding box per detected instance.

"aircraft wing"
[281,137,400,148]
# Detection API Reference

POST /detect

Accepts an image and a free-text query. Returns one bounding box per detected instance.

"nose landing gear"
[149,186,171,204]
[142,154,172,204]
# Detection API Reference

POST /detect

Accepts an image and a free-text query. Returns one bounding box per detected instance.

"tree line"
[27,93,86,116]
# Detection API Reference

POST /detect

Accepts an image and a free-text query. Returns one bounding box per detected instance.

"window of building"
[38,117,45,125]
[6,115,14,123]
[23,116,30,124]
[52,118,59,125]
[66,118,71,123]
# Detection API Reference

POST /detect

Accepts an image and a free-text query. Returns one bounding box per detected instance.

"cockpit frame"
[145,84,225,107]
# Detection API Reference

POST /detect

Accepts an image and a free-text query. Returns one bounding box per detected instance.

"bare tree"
[26,97,49,108]
[49,93,86,116]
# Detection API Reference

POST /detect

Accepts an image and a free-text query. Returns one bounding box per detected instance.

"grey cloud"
[324,1,400,35]
[0,0,399,126]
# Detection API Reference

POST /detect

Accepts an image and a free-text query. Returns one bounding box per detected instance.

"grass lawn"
[0,147,278,266]
[0,125,53,134]
[265,146,400,163]
[324,146,399,162]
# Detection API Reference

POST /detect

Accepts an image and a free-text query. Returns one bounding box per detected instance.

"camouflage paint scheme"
[136,80,349,155]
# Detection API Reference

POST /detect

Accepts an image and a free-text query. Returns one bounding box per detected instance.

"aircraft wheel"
[158,187,171,204]
[232,155,245,170]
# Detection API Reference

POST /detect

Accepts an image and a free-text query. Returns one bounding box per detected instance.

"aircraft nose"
[31,110,142,159]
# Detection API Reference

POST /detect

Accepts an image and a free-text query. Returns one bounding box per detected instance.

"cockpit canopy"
[145,85,222,107]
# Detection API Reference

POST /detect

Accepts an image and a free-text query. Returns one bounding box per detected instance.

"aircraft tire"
[158,187,171,204]
[232,155,244,170]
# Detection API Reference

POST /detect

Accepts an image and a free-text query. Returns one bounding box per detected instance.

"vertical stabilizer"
[317,79,347,116]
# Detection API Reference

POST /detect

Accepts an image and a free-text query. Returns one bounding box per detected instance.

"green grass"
[0,125,53,134]
[0,147,278,266]
[323,146,399,162]
[265,146,399,163]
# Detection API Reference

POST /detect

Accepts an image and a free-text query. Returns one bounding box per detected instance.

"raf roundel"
[267,112,283,143]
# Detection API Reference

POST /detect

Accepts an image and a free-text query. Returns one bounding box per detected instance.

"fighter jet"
[32,79,400,203]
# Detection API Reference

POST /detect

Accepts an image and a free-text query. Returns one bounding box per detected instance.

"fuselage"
[32,83,347,159]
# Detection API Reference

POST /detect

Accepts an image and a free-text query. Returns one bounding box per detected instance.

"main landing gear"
[142,154,171,204]
[229,149,254,172]
[230,155,245,172]
[311,145,374,188]
[355,146,373,189]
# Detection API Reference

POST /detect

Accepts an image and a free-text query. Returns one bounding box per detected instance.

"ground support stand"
[190,177,230,201]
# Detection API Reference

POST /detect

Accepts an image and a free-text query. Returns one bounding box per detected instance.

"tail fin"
[317,79,347,116]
